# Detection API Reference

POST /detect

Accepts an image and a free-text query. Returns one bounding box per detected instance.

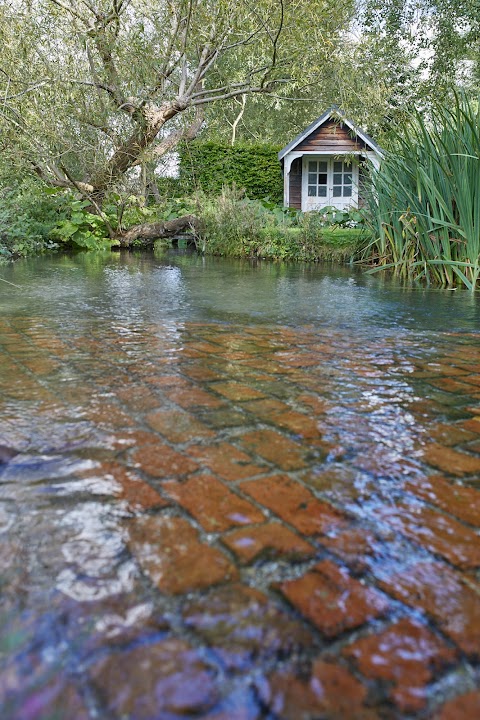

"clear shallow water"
[1,251,480,719]
[2,251,480,332]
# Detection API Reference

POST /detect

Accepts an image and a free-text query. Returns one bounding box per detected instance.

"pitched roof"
[278,105,383,160]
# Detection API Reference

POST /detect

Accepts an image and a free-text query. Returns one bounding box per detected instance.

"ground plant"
[0,182,65,260]
[196,187,365,262]
[362,95,480,289]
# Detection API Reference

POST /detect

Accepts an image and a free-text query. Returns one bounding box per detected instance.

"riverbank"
[0,181,367,264]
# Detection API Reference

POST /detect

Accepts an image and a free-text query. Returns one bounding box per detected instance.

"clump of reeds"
[362,94,480,290]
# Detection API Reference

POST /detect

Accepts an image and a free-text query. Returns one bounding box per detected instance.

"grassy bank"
[196,188,366,262]
[0,182,367,264]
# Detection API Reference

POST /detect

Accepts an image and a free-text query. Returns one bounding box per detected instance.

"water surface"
[1,252,480,719]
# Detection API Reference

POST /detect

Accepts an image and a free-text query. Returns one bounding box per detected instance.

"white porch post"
[283,154,296,208]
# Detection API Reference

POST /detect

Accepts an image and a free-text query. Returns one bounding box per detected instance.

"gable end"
[278,106,383,160]
[295,120,368,153]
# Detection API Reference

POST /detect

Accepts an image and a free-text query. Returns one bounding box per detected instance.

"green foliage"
[50,199,116,251]
[362,94,480,289]
[0,181,65,260]
[197,186,365,262]
[0,181,120,258]
[178,142,283,201]
[153,177,183,199]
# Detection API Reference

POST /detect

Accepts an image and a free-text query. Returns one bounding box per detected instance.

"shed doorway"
[301,157,358,212]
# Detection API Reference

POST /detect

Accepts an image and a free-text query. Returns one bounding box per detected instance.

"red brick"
[100,463,167,510]
[129,442,199,478]
[379,561,480,658]
[116,429,160,449]
[461,374,480,388]
[429,422,477,446]
[165,385,224,409]
[178,346,208,359]
[435,690,480,719]
[127,515,238,594]
[427,377,476,394]
[183,584,314,671]
[424,362,470,376]
[296,393,331,415]
[84,400,135,429]
[344,618,456,712]
[211,381,265,401]
[269,410,323,440]
[353,451,420,478]
[378,503,480,569]
[242,398,291,419]
[239,475,347,537]
[321,527,378,573]
[462,415,480,434]
[163,474,265,532]
[307,465,367,503]
[257,659,376,720]
[90,638,218,717]
[238,430,307,471]
[146,409,214,443]
[279,560,388,637]
[145,374,191,388]
[187,340,222,354]
[116,385,160,412]
[275,350,321,368]
[406,475,480,527]
[198,407,247,429]
[223,522,315,564]
[181,365,224,382]
[187,443,267,481]
[21,355,60,376]
[422,444,480,476]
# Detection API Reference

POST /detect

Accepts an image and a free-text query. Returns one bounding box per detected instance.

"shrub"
[197,187,366,262]
[0,181,66,259]
[196,186,269,255]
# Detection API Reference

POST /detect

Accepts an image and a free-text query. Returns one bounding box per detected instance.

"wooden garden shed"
[279,106,383,212]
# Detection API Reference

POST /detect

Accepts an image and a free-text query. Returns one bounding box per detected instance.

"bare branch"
[46,0,89,26]
[190,82,280,106]
[31,161,95,194]
[1,81,51,101]
[229,93,246,145]
[141,104,205,164]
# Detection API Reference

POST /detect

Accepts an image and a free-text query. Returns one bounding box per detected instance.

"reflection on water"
[1,251,480,718]
[2,251,480,332]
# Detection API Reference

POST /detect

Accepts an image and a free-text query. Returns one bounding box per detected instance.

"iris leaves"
[362,95,480,289]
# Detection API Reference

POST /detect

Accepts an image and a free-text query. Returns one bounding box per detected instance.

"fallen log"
[116,214,199,248]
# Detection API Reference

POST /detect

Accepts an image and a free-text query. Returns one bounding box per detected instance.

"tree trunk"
[116,214,198,247]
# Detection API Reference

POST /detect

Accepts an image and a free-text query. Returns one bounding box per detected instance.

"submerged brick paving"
[1,309,480,719]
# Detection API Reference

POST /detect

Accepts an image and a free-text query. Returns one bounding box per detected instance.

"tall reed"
[362,95,480,289]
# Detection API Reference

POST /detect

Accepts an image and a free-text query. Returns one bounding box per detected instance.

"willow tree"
[0,0,298,242]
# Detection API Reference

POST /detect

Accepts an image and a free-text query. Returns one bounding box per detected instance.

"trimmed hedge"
[178,141,283,201]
